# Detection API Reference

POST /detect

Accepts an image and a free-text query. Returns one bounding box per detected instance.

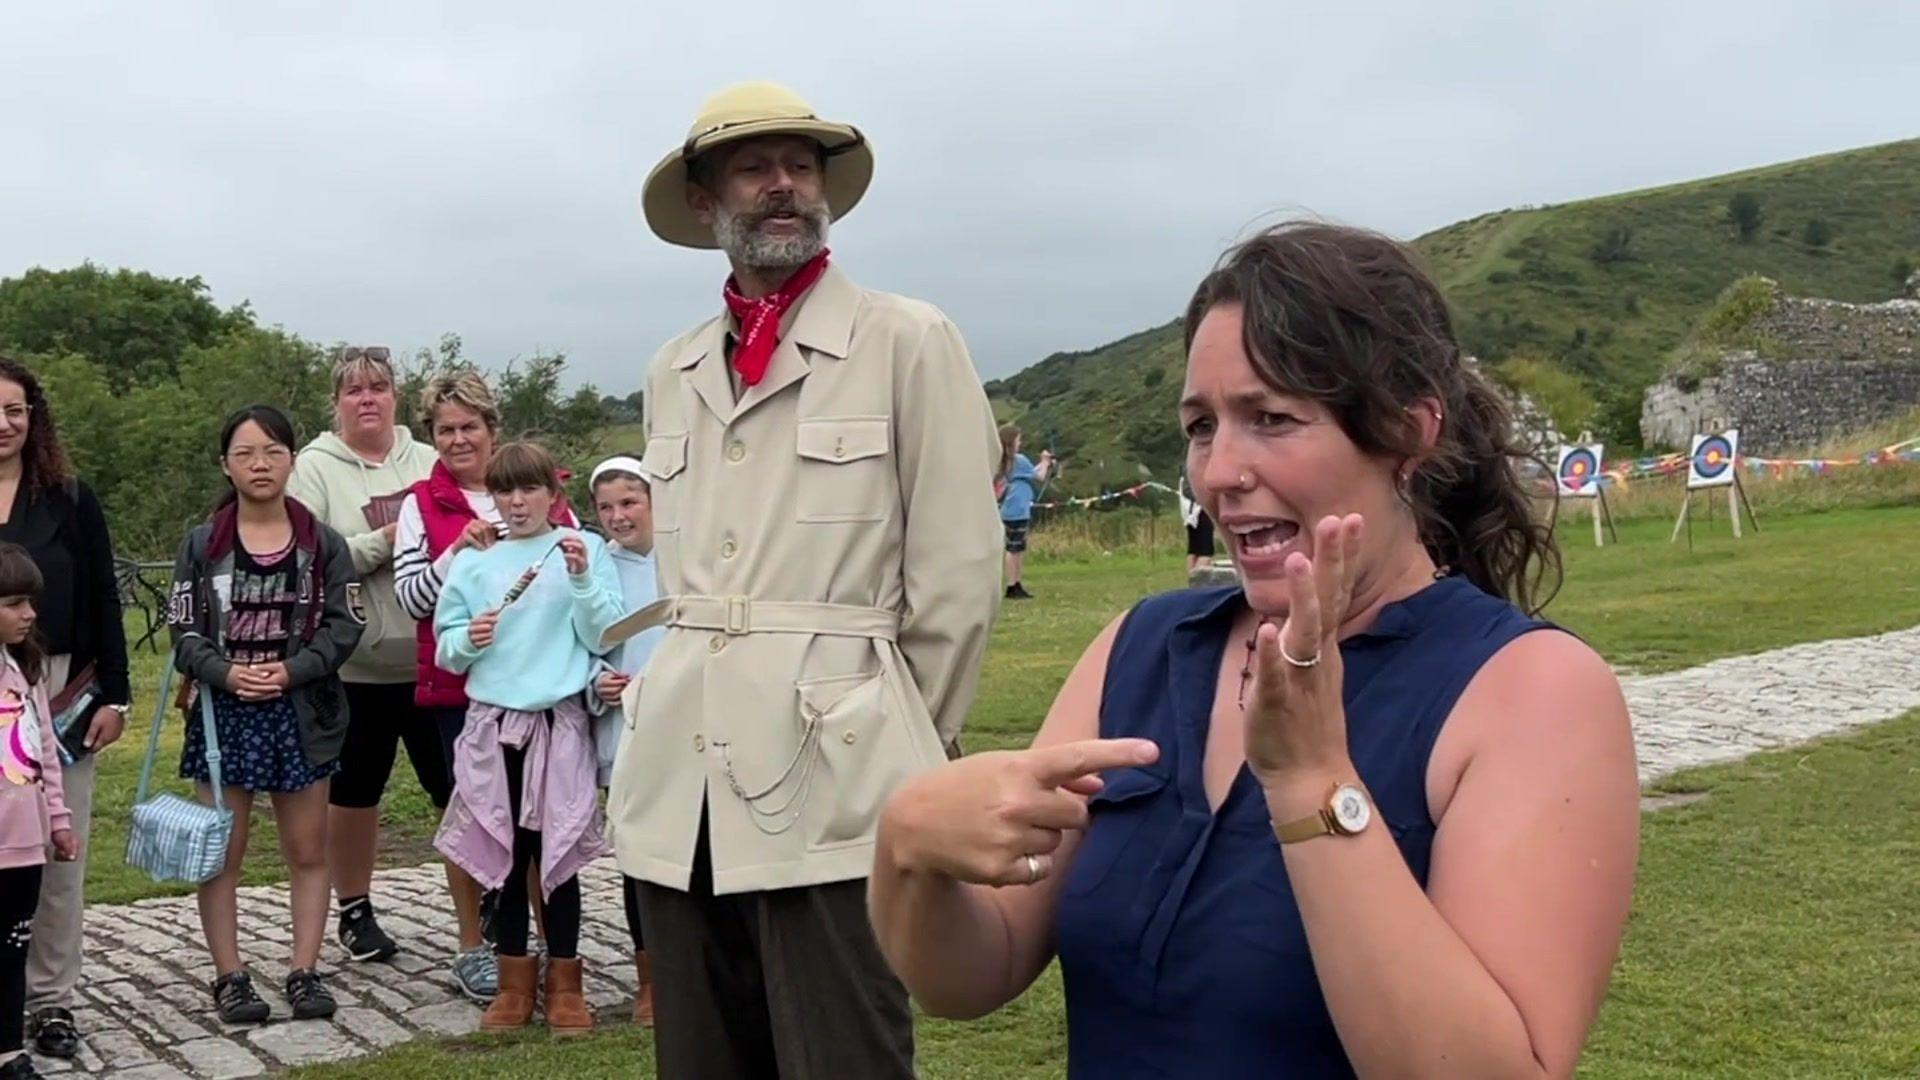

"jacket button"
[728,441,746,462]
[721,539,738,559]
[708,635,725,654]
[833,440,846,458]
[693,734,706,752]
[842,730,857,745]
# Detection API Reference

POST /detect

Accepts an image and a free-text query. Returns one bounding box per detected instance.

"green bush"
[1589,224,1635,265]
[1725,192,1764,242]
[1496,354,1596,436]
[1803,217,1836,250]
[1662,276,1782,385]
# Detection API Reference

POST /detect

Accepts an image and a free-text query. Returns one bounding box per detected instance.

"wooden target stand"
[1670,470,1760,550]
[1574,486,1620,548]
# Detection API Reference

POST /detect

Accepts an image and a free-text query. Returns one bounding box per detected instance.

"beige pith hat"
[641,82,873,250]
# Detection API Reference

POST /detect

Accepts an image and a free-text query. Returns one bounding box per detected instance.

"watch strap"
[1273,808,1334,844]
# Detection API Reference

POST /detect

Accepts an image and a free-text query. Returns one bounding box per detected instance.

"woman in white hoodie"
[285,347,444,972]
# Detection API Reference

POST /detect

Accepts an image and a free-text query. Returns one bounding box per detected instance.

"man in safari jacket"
[603,82,1001,1077]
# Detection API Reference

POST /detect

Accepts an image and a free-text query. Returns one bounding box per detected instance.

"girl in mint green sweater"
[431,443,623,1036]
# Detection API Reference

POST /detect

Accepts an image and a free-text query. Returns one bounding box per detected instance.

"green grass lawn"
[80,502,1920,1075]
[288,711,1920,1078]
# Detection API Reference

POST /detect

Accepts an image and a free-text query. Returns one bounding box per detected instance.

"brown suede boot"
[544,956,594,1037]
[632,951,655,1027]
[480,954,538,1032]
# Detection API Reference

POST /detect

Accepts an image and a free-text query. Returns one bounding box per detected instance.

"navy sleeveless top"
[1054,576,1550,1078]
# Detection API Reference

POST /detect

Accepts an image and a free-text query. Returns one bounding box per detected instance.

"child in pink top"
[0,542,76,1080]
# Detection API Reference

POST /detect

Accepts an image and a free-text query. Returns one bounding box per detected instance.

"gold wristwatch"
[1273,782,1374,844]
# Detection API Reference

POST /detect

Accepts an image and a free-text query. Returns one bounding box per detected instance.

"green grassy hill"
[988,138,1920,492]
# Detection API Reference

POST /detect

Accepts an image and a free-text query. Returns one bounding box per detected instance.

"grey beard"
[713,202,830,270]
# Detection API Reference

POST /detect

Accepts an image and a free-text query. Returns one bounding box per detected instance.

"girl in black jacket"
[167,405,362,1026]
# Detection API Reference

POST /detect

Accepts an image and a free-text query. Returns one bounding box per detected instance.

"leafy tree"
[0,265,253,389]
[1802,217,1835,250]
[1725,193,1764,243]
[106,327,332,554]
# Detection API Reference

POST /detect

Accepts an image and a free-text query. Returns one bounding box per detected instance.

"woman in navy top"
[872,223,1639,1077]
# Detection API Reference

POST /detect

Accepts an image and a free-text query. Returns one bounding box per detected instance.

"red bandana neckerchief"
[722,249,831,387]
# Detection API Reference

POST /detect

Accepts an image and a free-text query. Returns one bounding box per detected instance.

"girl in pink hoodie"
[0,542,77,1080]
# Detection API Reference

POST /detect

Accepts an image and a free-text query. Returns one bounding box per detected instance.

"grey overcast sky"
[3,2,1913,391]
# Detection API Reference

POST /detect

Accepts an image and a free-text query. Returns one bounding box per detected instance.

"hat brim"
[641,118,873,250]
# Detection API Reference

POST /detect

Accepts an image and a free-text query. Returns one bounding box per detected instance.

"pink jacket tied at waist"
[435,699,609,899]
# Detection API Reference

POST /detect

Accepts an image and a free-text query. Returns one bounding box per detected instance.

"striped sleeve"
[393,494,444,621]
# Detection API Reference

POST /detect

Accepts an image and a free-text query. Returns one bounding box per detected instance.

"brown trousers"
[636,814,914,1079]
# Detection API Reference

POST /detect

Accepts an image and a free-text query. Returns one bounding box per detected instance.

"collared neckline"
[670,262,859,371]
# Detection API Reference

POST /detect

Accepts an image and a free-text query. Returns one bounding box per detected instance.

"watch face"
[1330,784,1372,834]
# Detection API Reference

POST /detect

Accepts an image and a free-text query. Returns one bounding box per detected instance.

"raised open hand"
[1244,514,1364,789]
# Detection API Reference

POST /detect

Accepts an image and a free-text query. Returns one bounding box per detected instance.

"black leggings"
[496,740,581,960]
[1,865,44,1055]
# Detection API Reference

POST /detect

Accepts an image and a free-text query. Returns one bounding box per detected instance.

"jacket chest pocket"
[795,417,890,524]
[639,434,689,532]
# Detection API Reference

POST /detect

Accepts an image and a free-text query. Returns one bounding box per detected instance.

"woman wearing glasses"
[0,357,130,1065]
[167,405,362,1025]
[286,347,441,970]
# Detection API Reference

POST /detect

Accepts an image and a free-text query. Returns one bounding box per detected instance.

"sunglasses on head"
[339,345,392,363]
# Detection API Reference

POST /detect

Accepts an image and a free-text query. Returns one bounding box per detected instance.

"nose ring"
[1238,473,1253,490]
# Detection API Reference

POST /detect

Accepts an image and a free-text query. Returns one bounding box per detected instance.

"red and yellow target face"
[1558,447,1600,494]
[1691,434,1735,484]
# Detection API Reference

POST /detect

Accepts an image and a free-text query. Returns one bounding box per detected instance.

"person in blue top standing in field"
[995,424,1054,600]
[582,454,664,1027]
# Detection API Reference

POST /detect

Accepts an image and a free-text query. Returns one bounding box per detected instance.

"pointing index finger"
[1029,738,1159,788]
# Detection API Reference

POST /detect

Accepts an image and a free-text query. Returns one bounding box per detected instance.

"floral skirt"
[180,690,338,794]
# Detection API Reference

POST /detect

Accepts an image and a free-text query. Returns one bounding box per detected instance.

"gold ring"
[1280,641,1321,668]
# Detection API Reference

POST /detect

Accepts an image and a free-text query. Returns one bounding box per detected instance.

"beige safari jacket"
[606,264,1002,894]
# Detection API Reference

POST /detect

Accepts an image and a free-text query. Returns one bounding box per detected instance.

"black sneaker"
[0,1052,41,1078]
[28,1006,80,1059]
[337,897,400,962]
[211,970,271,1025]
[286,968,337,1020]
[1006,583,1034,600]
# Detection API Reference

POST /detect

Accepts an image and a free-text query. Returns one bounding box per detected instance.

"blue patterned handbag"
[125,653,234,885]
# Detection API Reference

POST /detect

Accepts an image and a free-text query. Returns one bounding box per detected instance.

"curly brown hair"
[1183,222,1561,613]
[0,356,74,494]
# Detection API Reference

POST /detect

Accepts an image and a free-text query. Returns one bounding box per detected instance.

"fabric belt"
[600,594,901,649]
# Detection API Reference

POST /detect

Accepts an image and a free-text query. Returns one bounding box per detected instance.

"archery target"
[1556,444,1604,498]
[1687,430,1739,489]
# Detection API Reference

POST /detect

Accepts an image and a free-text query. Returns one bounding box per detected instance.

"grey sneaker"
[451,946,498,1003]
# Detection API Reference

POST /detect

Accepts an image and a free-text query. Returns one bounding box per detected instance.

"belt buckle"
[725,596,750,635]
